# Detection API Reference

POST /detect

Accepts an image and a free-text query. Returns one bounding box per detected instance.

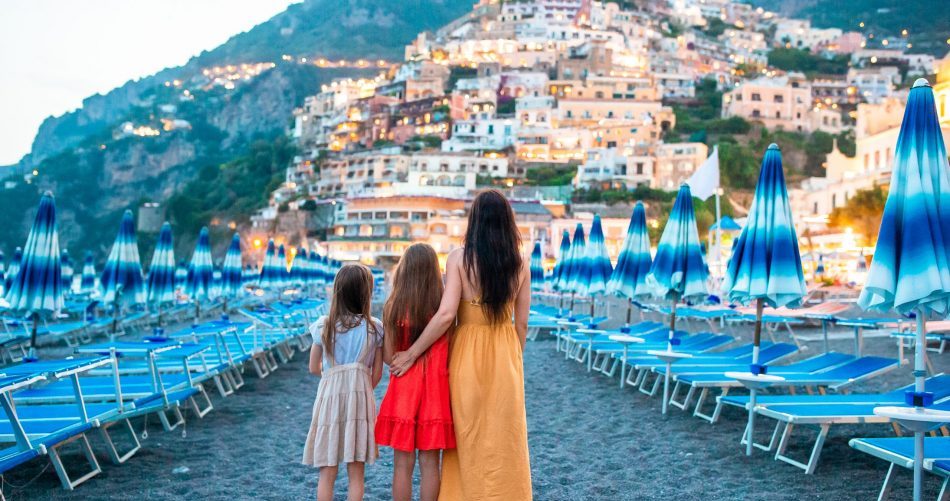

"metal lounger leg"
[191,385,214,418]
[98,419,141,464]
[878,463,896,501]
[47,434,101,490]
[158,405,186,431]
[213,374,234,398]
[692,388,714,422]
[709,388,730,424]
[774,422,831,474]
[670,384,696,411]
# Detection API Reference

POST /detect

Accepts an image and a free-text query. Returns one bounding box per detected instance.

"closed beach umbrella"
[277,245,290,288]
[5,192,63,359]
[607,202,653,325]
[722,143,806,456]
[552,230,571,292]
[530,242,544,291]
[60,250,74,293]
[146,222,177,327]
[258,240,283,290]
[291,247,309,287]
[221,233,244,299]
[100,210,145,311]
[576,215,613,299]
[175,260,188,290]
[645,184,709,414]
[80,252,97,294]
[310,254,324,286]
[563,224,586,295]
[243,264,257,286]
[858,80,950,501]
[185,227,215,319]
[4,247,22,296]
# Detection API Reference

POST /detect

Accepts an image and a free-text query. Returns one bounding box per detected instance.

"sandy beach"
[5,315,949,500]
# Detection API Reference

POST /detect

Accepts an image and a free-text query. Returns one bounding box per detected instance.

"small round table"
[609,334,645,387]
[725,372,786,455]
[647,350,693,415]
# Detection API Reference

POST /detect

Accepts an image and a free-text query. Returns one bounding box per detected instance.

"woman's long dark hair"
[463,190,522,324]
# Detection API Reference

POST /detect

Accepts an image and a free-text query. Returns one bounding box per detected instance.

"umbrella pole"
[626,298,633,327]
[913,309,926,501]
[746,298,764,456]
[28,312,39,361]
[662,299,677,415]
[194,302,200,324]
[111,304,121,342]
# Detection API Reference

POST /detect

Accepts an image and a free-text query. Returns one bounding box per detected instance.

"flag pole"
[715,186,722,279]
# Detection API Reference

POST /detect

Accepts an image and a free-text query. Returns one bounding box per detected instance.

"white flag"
[686,145,719,201]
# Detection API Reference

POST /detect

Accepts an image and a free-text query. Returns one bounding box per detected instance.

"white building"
[846,67,901,104]
[442,119,520,152]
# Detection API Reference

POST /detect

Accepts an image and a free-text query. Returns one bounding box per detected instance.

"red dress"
[376,322,456,451]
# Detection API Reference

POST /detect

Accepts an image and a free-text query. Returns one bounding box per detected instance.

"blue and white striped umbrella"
[185,227,215,302]
[5,193,63,358]
[724,144,806,310]
[646,184,708,303]
[645,184,708,415]
[60,250,74,293]
[307,251,322,287]
[146,222,177,307]
[80,252,96,294]
[576,215,613,297]
[291,247,309,286]
[563,224,586,293]
[858,80,950,501]
[100,210,145,307]
[243,264,257,286]
[530,242,544,290]
[277,244,291,288]
[221,233,244,298]
[551,230,571,292]
[258,240,283,289]
[212,268,223,298]
[721,143,806,456]
[4,247,22,295]
[607,202,653,299]
[5,192,63,315]
[175,260,188,290]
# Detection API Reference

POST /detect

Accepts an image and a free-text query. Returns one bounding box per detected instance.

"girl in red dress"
[376,243,455,501]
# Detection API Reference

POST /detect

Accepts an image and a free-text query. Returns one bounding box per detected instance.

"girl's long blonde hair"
[322,263,377,363]
[382,243,444,354]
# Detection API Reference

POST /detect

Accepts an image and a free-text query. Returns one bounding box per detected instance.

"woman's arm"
[308,344,323,376]
[371,347,384,387]
[390,250,463,376]
[382,330,395,365]
[513,260,531,350]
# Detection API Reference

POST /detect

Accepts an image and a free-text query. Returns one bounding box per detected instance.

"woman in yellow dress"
[391,190,533,500]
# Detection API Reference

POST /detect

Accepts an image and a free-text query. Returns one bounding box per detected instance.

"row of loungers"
[0,296,262,364]
[0,297,322,493]
[543,314,950,499]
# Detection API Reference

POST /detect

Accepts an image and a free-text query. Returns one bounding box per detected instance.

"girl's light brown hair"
[322,263,377,363]
[382,243,444,353]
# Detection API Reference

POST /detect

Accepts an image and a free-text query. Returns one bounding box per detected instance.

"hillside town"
[241,0,950,278]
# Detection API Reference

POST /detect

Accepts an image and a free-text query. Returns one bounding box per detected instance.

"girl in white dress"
[302,264,384,501]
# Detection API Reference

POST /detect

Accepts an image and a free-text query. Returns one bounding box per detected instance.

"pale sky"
[0,0,298,165]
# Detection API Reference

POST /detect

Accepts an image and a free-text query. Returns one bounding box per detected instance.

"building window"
[751,109,761,118]
[775,111,781,118]
[774,95,784,103]
[636,162,644,175]
[751,93,761,102]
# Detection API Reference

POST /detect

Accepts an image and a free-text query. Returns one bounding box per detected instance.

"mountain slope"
[744,0,950,56]
[2,0,473,256]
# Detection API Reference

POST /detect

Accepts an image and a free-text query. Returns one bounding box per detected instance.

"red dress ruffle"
[376,323,455,452]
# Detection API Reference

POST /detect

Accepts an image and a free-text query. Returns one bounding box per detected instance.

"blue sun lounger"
[665,352,855,417]
[850,436,950,500]
[730,375,950,474]
[695,356,900,424]
[0,357,115,490]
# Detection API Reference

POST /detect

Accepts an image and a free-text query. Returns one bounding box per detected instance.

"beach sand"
[5,317,948,500]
